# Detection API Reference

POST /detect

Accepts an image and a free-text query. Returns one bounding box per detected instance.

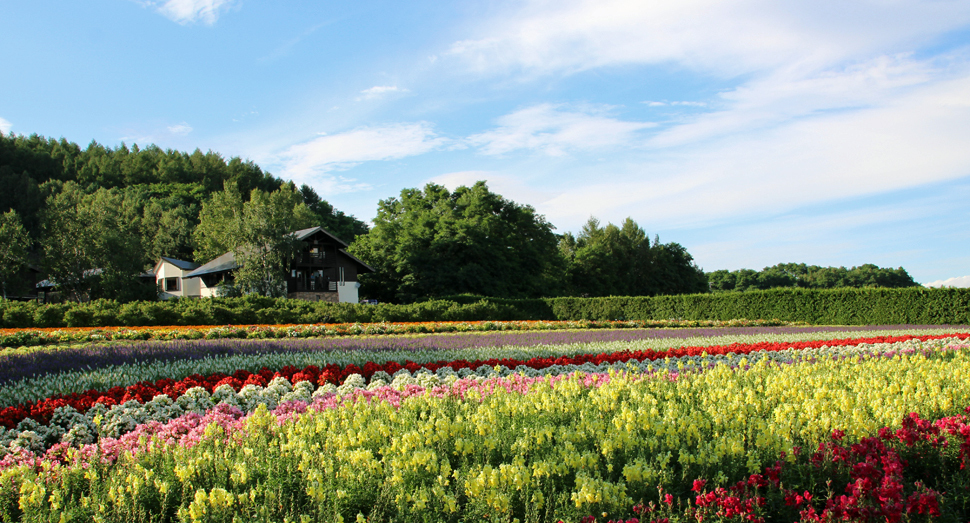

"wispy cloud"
[924,275,970,288]
[140,0,236,25]
[644,101,707,107]
[533,68,970,232]
[277,122,449,186]
[444,0,970,244]
[446,0,970,77]
[260,21,330,62]
[0,117,11,134]
[356,85,409,101]
[467,104,654,156]
[167,122,193,135]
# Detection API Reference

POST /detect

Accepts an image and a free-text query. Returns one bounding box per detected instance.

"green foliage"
[2,287,967,328]
[0,210,32,298]
[40,183,149,302]
[707,263,920,292]
[299,184,369,244]
[0,132,367,303]
[233,184,317,297]
[192,183,245,264]
[559,217,708,297]
[349,181,564,302]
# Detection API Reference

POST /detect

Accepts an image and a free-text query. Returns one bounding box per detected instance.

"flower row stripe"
[2,332,966,431]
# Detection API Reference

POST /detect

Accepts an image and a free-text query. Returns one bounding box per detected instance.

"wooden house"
[181,226,374,303]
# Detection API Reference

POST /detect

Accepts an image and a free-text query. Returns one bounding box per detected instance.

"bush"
[2,287,968,328]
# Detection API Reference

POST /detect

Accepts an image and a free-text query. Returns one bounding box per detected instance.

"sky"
[2,0,970,286]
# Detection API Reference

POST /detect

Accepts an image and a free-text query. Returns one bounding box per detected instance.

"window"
[164,277,180,292]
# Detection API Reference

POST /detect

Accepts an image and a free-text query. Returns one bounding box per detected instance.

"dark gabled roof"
[291,226,349,247]
[159,256,200,271]
[339,249,376,273]
[183,251,240,279]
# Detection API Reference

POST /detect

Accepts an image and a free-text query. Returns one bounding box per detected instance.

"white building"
[154,257,201,300]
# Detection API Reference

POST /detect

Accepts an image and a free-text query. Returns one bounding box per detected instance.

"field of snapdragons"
[2,323,970,523]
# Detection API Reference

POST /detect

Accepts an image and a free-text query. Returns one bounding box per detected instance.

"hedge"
[1,287,968,329]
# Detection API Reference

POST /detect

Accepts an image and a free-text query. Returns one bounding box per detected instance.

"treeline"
[0,132,367,300]
[347,182,708,302]
[707,263,919,292]
[1,287,967,328]
[0,132,922,305]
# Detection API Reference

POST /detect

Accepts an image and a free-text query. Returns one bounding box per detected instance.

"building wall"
[156,261,202,299]
[287,291,340,302]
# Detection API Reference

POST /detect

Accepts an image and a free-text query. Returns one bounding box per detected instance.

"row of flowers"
[0,318,795,347]
[2,335,967,461]
[3,344,970,522]
[4,325,954,392]
[4,327,966,411]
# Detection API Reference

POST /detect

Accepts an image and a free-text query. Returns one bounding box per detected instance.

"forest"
[0,132,917,304]
[706,263,919,292]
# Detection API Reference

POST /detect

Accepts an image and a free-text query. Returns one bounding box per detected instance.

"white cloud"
[467,104,654,156]
[645,101,707,107]
[648,54,937,148]
[167,122,193,135]
[356,85,409,101]
[277,122,449,186]
[924,275,970,288]
[142,0,236,25]
[447,0,970,78]
[0,117,11,134]
[532,68,970,232]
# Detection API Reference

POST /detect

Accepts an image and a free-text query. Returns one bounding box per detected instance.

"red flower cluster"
[684,408,970,522]
[0,364,326,428]
[691,475,768,522]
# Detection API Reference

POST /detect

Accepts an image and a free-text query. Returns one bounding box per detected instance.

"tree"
[40,184,148,301]
[706,263,920,291]
[559,217,707,296]
[299,184,369,243]
[193,183,245,263]
[232,184,316,297]
[0,210,32,299]
[349,181,563,302]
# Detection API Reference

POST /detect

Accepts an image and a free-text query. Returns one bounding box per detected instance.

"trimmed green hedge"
[543,287,970,325]
[1,287,968,328]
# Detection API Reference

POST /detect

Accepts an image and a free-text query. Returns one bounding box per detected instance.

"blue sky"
[2,0,970,285]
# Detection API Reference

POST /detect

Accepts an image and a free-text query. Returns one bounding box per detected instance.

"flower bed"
[1,327,969,522]
[0,318,799,348]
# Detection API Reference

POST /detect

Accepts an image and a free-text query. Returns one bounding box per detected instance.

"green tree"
[193,183,245,263]
[349,181,563,302]
[299,184,369,243]
[0,210,32,299]
[40,184,148,301]
[559,217,707,296]
[232,184,316,297]
[706,263,919,291]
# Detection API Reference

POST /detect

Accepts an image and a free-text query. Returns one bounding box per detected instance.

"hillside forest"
[0,132,919,303]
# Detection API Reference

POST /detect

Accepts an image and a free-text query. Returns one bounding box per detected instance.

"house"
[154,257,201,300]
[180,226,374,303]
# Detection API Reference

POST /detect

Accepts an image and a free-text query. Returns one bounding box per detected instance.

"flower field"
[0,319,793,348]
[1,325,970,522]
